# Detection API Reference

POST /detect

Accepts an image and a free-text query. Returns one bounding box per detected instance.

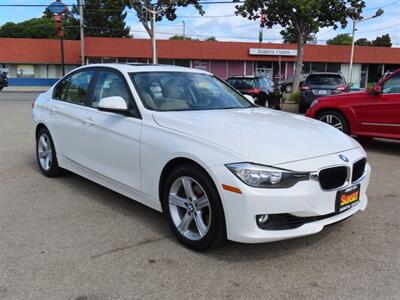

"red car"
[306,69,400,140]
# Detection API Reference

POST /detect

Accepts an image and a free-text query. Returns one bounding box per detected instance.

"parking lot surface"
[1,92,400,299]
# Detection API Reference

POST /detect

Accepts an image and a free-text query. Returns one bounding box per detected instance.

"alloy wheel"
[37,133,53,171]
[168,176,211,241]
[319,114,344,131]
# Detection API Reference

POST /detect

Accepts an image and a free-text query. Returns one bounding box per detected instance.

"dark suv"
[299,72,348,113]
[0,72,8,91]
[227,75,281,109]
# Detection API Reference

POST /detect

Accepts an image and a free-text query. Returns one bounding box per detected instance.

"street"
[1,92,400,299]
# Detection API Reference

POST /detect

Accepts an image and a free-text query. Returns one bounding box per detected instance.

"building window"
[302,62,311,73]
[159,59,174,65]
[326,63,341,72]
[311,62,325,72]
[87,57,102,64]
[175,59,190,67]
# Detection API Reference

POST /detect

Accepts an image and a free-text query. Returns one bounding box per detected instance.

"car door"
[49,69,95,165]
[77,68,142,191]
[360,72,400,137]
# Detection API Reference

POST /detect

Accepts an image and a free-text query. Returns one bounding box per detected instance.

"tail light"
[32,99,36,109]
[301,85,310,91]
[336,85,348,93]
[245,88,261,95]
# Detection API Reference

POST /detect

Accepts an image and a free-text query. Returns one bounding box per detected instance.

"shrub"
[289,91,300,104]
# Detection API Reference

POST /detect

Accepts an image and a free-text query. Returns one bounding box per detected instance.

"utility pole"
[182,21,186,40]
[349,17,356,86]
[348,8,384,85]
[79,0,85,65]
[151,9,157,64]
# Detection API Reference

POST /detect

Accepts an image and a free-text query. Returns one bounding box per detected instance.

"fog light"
[256,214,269,224]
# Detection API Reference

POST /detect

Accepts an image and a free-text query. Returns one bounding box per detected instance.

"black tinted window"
[53,78,70,100]
[64,71,94,105]
[92,71,131,108]
[306,75,343,85]
[227,78,256,90]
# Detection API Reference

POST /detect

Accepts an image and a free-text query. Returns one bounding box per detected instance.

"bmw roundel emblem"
[339,154,349,162]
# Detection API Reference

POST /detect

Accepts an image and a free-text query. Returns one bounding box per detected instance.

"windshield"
[227,78,256,90]
[306,75,343,85]
[130,72,253,111]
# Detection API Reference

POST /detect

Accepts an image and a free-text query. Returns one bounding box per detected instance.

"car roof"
[72,63,211,75]
[308,72,342,76]
[227,76,266,79]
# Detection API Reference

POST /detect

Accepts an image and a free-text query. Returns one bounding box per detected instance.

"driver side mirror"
[97,96,128,114]
[371,85,382,95]
[243,94,255,104]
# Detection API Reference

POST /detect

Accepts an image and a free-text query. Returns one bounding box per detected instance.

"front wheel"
[317,110,349,134]
[162,164,226,251]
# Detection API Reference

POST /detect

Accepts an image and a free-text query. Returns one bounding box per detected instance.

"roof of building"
[1,37,400,64]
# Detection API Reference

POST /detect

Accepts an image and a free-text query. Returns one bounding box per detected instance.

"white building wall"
[341,63,362,87]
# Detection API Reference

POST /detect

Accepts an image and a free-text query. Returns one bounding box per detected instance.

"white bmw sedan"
[32,64,371,251]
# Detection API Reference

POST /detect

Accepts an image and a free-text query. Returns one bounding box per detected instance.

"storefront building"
[1,37,400,88]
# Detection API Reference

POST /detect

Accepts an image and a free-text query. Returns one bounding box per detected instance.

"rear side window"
[306,75,343,85]
[227,78,256,90]
[64,71,94,105]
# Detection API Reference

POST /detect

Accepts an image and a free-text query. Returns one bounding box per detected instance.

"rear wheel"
[36,127,62,177]
[317,110,349,134]
[162,163,226,251]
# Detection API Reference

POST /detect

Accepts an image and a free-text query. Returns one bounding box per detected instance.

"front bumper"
[211,147,370,243]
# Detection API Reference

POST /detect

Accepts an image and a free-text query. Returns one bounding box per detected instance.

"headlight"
[310,100,319,108]
[226,163,310,188]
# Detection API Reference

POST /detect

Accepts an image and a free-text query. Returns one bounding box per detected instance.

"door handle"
[83,117,95,126]
[50,107,58,114]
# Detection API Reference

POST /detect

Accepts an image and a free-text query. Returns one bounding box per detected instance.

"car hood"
[152,108,359,165]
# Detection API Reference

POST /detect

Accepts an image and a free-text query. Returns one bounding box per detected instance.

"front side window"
[64,71,94,105]
[383,72,400,94]
[92,71,131,108]
[53,78,70,100]
[131,72,253,111]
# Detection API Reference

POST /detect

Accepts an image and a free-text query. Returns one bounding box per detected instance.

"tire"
[36,127,63,177]
[316,110,350,134]
[162,163,226,251]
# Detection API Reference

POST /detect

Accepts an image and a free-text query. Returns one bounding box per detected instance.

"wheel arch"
[35,123,48,138]
[158,157,216,207]
[315,107,353,134]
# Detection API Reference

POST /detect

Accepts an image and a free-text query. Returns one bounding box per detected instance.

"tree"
[236,0,365,93]
[355,38,371,46]
[327,33,352,45]
[126,0,204,41]
[0,18,57,39]
[205,36,217,41]
[169,34,199,40]
[281,27,316,44]
[72,0,131,38]
[372,34,392,47]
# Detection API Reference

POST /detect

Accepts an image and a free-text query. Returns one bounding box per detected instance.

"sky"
[0,0,399,46]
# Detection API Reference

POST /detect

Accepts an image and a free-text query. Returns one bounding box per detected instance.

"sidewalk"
[3,86,50,92]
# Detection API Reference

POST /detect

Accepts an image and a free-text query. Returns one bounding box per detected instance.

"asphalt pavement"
[1,92,400,299]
